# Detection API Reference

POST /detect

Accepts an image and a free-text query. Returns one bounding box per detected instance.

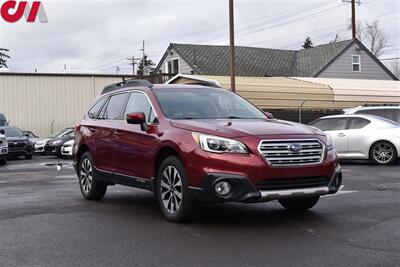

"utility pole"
[343,0,361,39]
[141,40,146,76]
[127,56,136,76]
[116,66,120,75]
[229,0,236,93]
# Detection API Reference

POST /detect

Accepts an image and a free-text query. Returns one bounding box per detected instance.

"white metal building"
[0,73,129,137]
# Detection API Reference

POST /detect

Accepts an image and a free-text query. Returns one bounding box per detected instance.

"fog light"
[214,181,231,196]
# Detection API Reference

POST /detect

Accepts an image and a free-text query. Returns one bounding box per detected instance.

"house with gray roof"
[154,39,398,80]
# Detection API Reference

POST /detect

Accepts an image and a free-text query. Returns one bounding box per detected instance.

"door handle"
[337,133,346,137]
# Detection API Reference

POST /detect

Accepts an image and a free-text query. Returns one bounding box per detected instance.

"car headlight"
[52,140,62,145]
[36,141,45,146]
[326,135,334,151]
[0,138,6,146]
[192,133,248,154]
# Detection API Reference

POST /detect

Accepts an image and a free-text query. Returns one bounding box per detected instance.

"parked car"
[0,126,34,160]
[343,105,400,123]
[44,128,74,155]
[0,129,8,164]
[0,113,7,126]
[309,114,400,165]
[53,132,75,157]
[22,131,40,144]
[73,81,342,222]
[61,140,74,157]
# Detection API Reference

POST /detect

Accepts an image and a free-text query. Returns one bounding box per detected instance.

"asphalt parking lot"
[0,156,399,267]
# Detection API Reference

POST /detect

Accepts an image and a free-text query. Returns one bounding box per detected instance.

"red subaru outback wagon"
[73,80,342,222]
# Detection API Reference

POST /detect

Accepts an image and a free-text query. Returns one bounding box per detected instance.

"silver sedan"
[309,114,400,165]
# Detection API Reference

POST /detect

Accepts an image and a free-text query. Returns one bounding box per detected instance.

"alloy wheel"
[372,143,394,164]
[80,158,93,193]
[160,166,183,214]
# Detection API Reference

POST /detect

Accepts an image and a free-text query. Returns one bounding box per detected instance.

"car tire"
[279,196,320,211]
[370,141,397,165]
[25,154,32,160]
[78,152,107,201]
[156,156,192,222]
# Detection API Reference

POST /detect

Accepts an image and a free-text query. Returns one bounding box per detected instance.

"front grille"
[256,176,329,191]
[258,139,324,166]
[8,142,26,148]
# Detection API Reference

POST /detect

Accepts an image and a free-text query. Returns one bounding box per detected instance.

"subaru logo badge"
[288,144,302,152]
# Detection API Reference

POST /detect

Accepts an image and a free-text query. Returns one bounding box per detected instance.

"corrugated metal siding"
[317,43,394,80]
[294,77,400,109]
[0,75,124,137]
[159,48,194,74]
[171,75,335,109]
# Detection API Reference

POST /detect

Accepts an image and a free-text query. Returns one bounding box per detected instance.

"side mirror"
[24,133,30,137]
[126,112,147,131]
[0,129,4,135]
[263,111,274,119]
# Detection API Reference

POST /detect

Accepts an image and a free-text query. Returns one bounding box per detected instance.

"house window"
[165,58,179,74]
[352,55,361,72]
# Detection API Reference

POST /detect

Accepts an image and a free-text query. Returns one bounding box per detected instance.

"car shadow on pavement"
[98,190,328,226]
[340,159,399,165]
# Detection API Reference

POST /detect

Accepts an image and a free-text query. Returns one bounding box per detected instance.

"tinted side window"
[356,109,395,121]
[348,118,370,129]
[87,98,107,119]
[102,93,129,120]
[125,92,156,123]
[311,118,347,131]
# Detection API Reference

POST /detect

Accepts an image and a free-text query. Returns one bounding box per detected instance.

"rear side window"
[348,118,370,129]
[310,118,347,131]
[125,92,156,123]
[87,98,107,119]
[102,93,129,120]
[355,109,396,121]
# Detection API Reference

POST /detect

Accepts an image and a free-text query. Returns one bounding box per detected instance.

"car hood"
[170,119,323,138]
[35,138,50,143]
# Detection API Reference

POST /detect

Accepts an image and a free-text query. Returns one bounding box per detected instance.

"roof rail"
[101,79,153,95]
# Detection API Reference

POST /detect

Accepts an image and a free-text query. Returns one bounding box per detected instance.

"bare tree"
[347,20,389,57]
[0,48,10,68]
[330,34,342,43]
[363,21,388,58]
[388,60,400,79]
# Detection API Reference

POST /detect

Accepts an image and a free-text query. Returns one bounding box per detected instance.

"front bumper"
[61,146,72,156]
[189,165,342,203]
[8,147,33,156]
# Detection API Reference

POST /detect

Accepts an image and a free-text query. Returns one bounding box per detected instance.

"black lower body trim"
[93,167,153,191]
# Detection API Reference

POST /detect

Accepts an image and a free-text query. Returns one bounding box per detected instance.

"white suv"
[0,130,8,165]
[343,105,400,123]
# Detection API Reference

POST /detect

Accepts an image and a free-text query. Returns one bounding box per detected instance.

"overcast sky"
[0,0,399,74]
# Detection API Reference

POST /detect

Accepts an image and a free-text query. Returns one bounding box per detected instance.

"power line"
[72,1,335,69]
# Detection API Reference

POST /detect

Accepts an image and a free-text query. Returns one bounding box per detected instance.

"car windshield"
[3,128,24,138]
[154,88,265,120]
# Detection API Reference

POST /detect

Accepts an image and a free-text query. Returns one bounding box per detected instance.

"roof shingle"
[160,40,353,77]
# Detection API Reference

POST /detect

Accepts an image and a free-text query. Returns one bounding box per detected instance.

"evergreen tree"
[302,37,314,49]
[137,55,155,75]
